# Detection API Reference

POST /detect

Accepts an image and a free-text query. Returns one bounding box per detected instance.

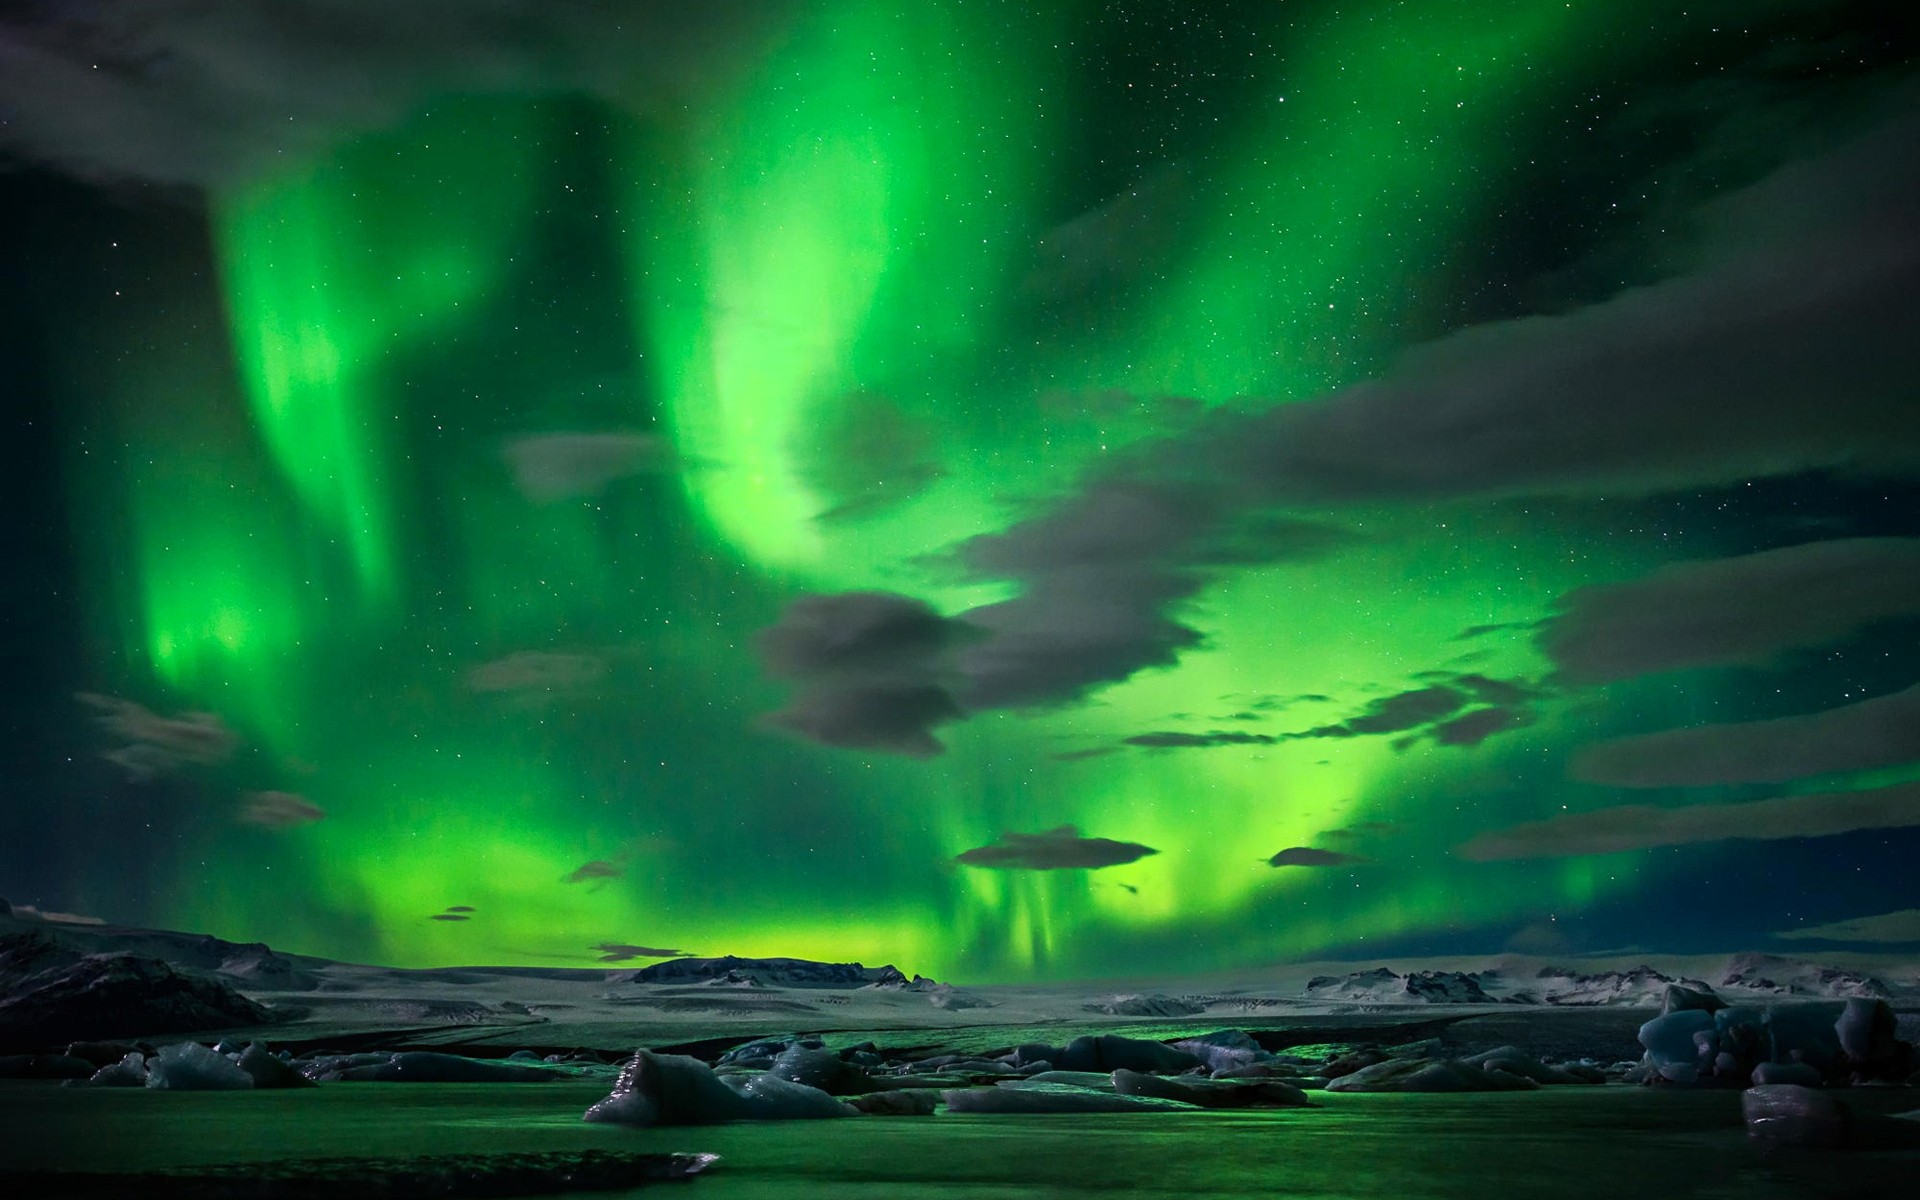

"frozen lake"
[4,1080,1917,1198]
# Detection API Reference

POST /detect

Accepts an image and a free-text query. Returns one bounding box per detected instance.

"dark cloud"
[238,791,327,829]
[1204,104,1920,505]
[1774,909,1920,944]
[1449,674,1543,707]
[1267,847,1369,868]
[1123,730,1277,749]
[565,860,623,884]
[1296,685,1467,739]
[1571,683,1920,788]
[1426,705,1536,748]
[594,942,692,963]
[755,591,971,757]
[1454,780,1920,861]
[501,433,677,503]
[763,485,1342,737]
[951,482,1230,712]
[1321,820,1399,842]
[955,825,1159,871]
[1050,747,1118,762]
[754,103,1920,754]
[467,651,609,696]
[1453,622,1530,641]
[0,0,789,187]
[1537,538,1920,685]
[763,683,964,760]
[1126,676,1540,751]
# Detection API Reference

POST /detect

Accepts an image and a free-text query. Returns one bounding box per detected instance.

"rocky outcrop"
[620,956,917,989]
[0,931,274,1050]
[1303,967,1495,1003]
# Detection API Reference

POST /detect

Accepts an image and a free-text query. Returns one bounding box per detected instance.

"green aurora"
[12,0,1918,979]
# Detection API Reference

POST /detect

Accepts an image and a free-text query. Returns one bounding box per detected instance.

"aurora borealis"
[2,0,1917,981]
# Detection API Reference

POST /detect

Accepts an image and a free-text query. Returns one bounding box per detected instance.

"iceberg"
[145,1041,253,1090]
[725,1072,857,1119]
[585,1051,750,1126]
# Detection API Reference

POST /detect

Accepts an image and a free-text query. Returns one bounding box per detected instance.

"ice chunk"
[1835,998,1898,1065]
[1462,1046,1595,1085]
[1051,1034,1200,1074]
[82,1051,149,1087]
[725,1072,857,1119]
[1638,1009,1714,1069]
[145,1042,253,1090]
[718,1035,804,1068]
[941,1083,1196,1113]
[1744,1083,1845,1148]
[1017,1070,1117,1090]
[767,1044,842,1089]
[1007,1042,1056,1068]
[850,1090,939,1115]
[236,1043,315,1089]
[1172,1029,1271,1074]
[1112,1068,1312,1108]
[584,1050,750,1127]
[1325,1057,1536,1093]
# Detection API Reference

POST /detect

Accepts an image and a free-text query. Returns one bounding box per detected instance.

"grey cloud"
[755,591,972,757]
[1427,705,1535,748]
[0,0,788,187]
[1321,821,1399,842]
[445,906,476,913]
[1573,683,1920,788]
[502,433,677,504]
[1267,847,1369,868]
[1774,909,1920,944]
[1537,538,1920,685]
[755,96,1920,757]
[79,692,241,778]
[951,483,1348,712]
[1209,105,1920,505]
[238,791,327,829]
[565,860,623,884]
[430,913,471,922]
[1454,780,1920,861]
[467,651,609,696]
[1454,622,1530,641]
[1050,747,1119,762]
[763,683,964,760]
[6,905,107,926]
[955,825,1159,871]
[1297,685,1467,739]
[1124,730,1277,749]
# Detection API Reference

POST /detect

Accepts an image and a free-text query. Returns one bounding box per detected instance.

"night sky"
[2,0,1916,981]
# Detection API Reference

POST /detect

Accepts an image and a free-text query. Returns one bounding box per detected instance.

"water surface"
[3,1081,1915,1198]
